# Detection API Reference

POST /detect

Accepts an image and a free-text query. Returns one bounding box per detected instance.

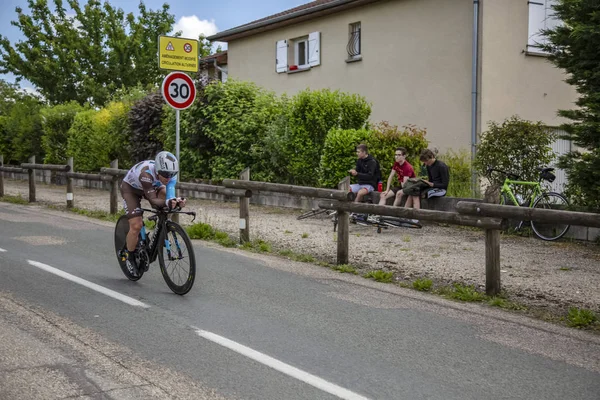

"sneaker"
[123,250,139,277]
[367,215,380,223]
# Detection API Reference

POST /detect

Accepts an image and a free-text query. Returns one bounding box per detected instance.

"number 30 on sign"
[161,71,196,110]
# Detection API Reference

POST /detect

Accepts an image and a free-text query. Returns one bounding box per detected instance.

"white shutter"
[276,39,288,73]
[545,0,561,31]
[308,31,320,66]
[527,1,546,49]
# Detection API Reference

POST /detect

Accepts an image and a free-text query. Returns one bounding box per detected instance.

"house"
[207,0,578,191]
[198,51,228,83]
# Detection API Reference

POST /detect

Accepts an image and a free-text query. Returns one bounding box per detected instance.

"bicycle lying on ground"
[114,204,197,295]
[296,200,422,233]
[487,167,570,241]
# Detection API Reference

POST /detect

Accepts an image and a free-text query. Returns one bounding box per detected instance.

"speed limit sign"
[161,71,196,110]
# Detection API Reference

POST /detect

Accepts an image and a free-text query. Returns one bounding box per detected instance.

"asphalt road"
[1,202,599,400]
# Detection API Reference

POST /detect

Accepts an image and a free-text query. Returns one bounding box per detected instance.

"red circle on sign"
[161,72,196,110]
[184,43,192,53]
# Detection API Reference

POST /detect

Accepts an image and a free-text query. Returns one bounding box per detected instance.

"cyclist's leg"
[121,184,144,250]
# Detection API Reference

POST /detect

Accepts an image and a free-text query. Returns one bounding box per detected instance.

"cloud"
[173,15,219,40]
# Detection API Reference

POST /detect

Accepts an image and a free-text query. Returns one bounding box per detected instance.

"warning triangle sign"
[166,42,175,51]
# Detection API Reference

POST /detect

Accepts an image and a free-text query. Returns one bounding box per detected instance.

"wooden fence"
[1,156,599,297]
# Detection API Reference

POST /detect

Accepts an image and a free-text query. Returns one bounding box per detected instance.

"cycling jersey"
[121,160,177,212]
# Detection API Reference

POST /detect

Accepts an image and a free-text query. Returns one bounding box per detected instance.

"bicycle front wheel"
[159,221,196,295]
[530,192,570,241]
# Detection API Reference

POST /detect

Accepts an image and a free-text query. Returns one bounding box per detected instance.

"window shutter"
[545,0,561,31]
[308,31,320,66]
[276,39,288,73]
[527,1,546,50]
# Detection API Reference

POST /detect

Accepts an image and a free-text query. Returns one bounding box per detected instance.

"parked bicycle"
[114,204,197,295]
[487,167,570,241]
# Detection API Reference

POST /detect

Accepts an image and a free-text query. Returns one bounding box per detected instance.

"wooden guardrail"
[3,156,599,297]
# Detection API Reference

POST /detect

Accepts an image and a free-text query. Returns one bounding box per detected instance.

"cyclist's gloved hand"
[166,198,178,210]
[176,197,187,208]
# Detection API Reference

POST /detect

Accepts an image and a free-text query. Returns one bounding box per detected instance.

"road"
[1,202,599,400]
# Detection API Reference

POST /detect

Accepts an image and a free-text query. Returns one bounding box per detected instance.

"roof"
[207,0,379,42]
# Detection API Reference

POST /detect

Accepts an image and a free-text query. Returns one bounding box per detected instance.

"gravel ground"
[3,179,600,315]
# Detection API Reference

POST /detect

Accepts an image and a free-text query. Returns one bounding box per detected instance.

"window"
[527,0,560,54]
[347,22,361,60]
[276,32,320,73]
[295,37,309,67]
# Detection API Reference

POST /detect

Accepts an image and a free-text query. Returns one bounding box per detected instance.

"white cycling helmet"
[155,151,179,179]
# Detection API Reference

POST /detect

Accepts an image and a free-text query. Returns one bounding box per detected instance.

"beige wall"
[479,0,578,131]
[227,0,475,153]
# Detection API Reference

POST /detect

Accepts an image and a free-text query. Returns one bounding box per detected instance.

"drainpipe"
[471,0,480,195]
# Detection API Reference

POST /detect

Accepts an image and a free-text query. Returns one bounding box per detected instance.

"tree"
[538,0,600,209]
[0,0,177,107]
[474,116,557,198]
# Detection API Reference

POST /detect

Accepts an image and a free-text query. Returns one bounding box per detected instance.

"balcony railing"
[347,28,361,58]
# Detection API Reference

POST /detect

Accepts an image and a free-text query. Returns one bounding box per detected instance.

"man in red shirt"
[378,147,416,206]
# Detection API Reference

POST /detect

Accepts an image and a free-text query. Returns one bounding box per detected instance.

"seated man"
[119,151,186,276]
[348,144,379,203]
[419,148,449,200]
[387,148,449,224]
[378,147,416,206]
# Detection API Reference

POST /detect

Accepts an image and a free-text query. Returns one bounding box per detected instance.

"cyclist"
[119,151,186,276]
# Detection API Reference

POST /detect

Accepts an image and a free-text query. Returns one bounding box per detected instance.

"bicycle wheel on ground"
[379,217,422,229]
[297,208,328,220]
[114,215,143,281]
[159,221,196,295]
[530,192,570,241]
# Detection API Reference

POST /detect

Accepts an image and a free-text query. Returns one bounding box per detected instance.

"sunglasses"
[158,170,178,179]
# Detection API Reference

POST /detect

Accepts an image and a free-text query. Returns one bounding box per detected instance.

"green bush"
[41,101,86,164]
[203,80,282,180]
[437,148,473,198]
[67,101,132,172]
[367,121,429,179]
[265,88,371,186]
[318,121,429,189]
[318,128,373,188]
[474,116,557,198]
[0,96,44,164]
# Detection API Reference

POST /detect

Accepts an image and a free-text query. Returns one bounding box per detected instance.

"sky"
[0,0,306,93]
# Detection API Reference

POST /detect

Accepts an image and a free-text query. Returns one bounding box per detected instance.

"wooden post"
[484,185,501,296]
[66,157,74,208]
[0,155,4,198]
[239,167,250,243]
[28,156,36,203]
[110,159,118,214]
[336,176,350,265]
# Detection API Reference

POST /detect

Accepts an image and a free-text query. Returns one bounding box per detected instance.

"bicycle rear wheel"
[379,216,422,229]
[114,215,143,281]
[297,208,328,220]
[530,192,570,241]
[159,221,196,295]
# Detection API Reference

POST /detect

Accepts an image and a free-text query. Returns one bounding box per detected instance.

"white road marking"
[194,328,371,400]
[0,248,6,252]
[27,260,149,308]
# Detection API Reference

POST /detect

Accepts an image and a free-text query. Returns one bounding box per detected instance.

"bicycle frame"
[500,178,543,207]
[139,208,196,264]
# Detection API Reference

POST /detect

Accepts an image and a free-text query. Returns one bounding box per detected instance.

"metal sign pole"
[176,109,180,162]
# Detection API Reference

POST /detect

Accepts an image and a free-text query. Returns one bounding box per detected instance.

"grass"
[301,233,309,238]
[567,307,598,328]
[332,264,358,274]
[0,194,30,204]
[186,222,237,247]
[363,270,394,283]
[413,278,433,292]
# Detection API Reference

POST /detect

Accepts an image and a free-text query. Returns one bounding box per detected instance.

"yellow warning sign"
[158,35,198,73]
